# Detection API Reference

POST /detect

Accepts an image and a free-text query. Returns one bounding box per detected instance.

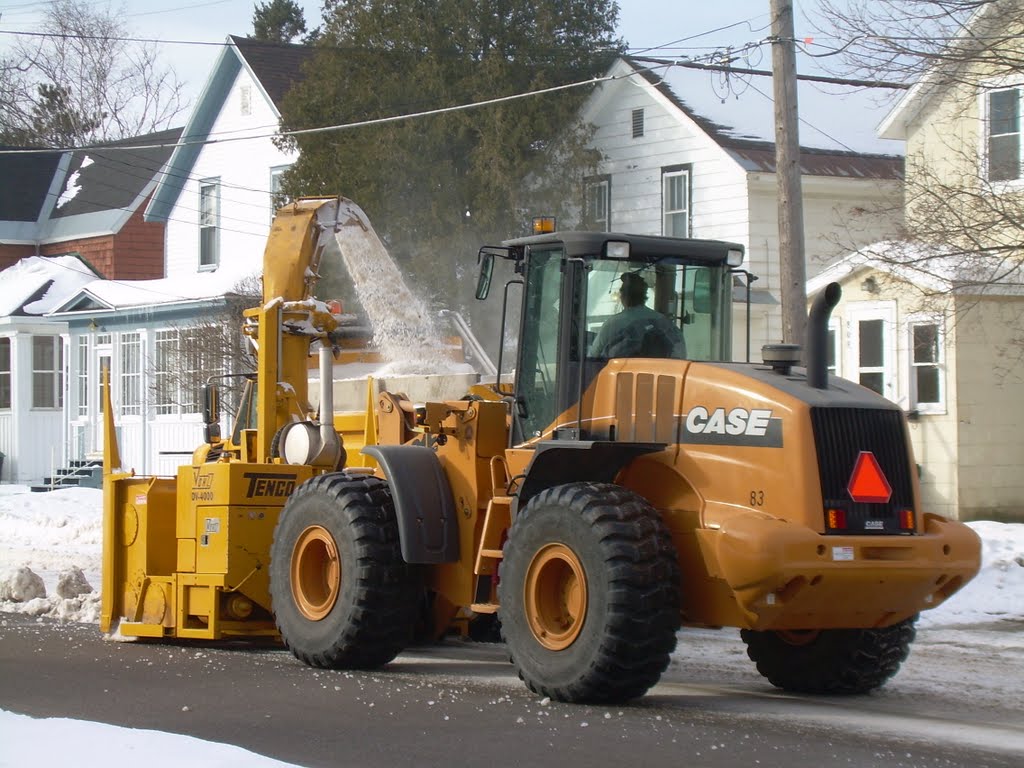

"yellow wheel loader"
[101,197,981,703]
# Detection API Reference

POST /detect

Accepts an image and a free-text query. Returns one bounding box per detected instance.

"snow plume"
[332,203,451,376]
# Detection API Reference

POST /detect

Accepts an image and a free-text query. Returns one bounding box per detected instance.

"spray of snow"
[332,201,453,376]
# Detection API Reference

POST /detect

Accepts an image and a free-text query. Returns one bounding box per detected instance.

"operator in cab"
[588,272,686,359]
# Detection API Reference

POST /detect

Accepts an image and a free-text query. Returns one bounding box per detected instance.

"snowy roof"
[808,241,1024,297]
[51,268,250,314]
[0,255,100,318]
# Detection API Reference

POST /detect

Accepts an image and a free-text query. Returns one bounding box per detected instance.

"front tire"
[498,482,681,703]
[740,616,917,694]
[270,472,418,669]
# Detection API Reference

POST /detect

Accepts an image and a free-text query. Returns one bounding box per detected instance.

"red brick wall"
[0,244,36,272]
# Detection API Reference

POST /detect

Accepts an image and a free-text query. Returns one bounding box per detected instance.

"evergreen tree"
[251,0,309,43]
[276,0,623,309]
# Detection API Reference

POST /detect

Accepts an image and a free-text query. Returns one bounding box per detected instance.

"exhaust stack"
[807,282,842,389]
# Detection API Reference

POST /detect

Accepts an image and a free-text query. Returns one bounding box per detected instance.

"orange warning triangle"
[847,451,892,504]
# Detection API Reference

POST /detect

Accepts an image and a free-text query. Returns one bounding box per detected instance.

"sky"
[0,0,830,115]
[0,483,1022,765]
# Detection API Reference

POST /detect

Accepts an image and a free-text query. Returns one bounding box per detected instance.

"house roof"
[147,36,313,223]
[877,5,995,140]
[807,241,1024,298]
[0,255,101,317]
[0,148,64,223]
[51,267,248,314]
[228,35,316,108]
[0,127,181,245]
[627,57,904,180]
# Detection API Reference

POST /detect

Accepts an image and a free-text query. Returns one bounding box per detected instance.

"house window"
[0,337,10,409]
[631,108,644,138]
[910,320,944,411]
[32,335,63,409]
[584,175,610,231]
[120,332,142,416]
[154,328,226,416]
[662,166,690,237]
[240,84,252,116]
[987,88,1021,181]
[76,336,88,417]
[199,180,220,269]
[270,166,291,220]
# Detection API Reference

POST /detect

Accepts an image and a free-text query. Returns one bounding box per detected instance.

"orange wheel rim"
[524,543,587,650]
[291,525,340,621]
[776,629,820,646]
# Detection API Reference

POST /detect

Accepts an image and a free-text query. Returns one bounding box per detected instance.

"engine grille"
[810,407,915,535]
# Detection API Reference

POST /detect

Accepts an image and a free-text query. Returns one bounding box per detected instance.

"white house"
[580,57,905,358]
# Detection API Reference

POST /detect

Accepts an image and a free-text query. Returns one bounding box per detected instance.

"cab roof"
[502,230,744,265]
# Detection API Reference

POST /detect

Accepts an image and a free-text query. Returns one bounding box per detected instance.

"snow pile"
[0,254,98,316]
[0,484,1022,628]
[919,520,1024,627]
[0,486,102,622]
[0,709,301,768]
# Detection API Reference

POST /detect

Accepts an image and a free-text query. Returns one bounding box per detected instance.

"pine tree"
[251,0,309,43]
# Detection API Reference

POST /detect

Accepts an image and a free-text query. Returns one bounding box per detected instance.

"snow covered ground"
[1,484,1022,765]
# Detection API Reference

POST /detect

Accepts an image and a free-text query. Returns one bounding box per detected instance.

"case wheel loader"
[101,197,981,703]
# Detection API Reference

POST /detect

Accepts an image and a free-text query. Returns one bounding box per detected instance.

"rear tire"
[740,616,917,694]
[498,482,680,703]
[270,472,418,669]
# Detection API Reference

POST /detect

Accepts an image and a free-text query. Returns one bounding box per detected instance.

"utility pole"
[770,0,807,351]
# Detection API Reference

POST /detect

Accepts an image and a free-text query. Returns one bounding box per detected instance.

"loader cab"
[479,231,743,444]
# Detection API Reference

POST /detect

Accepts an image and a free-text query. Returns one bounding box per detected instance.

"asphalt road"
[1,613,1021,768]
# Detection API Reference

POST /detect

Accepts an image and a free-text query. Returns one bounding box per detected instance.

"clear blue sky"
[0,0,827,110]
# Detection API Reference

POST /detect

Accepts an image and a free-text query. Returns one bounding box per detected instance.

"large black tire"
[498,482,681,703]
[269,472,418,669]
[740,616,917,694]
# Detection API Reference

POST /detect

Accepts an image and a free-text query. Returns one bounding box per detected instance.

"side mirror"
[475,250,495,300]
[202,382,221,444]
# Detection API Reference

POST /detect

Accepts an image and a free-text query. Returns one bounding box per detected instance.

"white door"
[845,303,898,404]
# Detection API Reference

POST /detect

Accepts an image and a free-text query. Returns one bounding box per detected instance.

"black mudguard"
[360,445,459,564]
[514,440,666,515]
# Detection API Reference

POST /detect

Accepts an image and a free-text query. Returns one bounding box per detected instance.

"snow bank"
[0,709,301,767]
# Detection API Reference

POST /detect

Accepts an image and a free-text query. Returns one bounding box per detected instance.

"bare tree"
[1,0,187,146]
[811,0,1024,294]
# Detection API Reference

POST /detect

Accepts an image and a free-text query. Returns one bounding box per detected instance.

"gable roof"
[228,35,316,108]
[877,5,996,141]
[624,57,904,180]
[807,241,1024,298]
[0,127,181,245]
[51,266,248,315]
[0,255,101,317]
[146,36,314,223]
[0,148,65,224]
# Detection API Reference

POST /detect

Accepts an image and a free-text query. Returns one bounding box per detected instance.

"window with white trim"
[909,319,944,412]
[846,304,897,402]
[0,337,10,409]
[199,180,220,269]
[584,176,610,231]
[76,336,88,417]
[662,166,690,237]
[32,335,63,409]
[270,165,291,221]
[987,87,1022,181]
[120,332,142,416]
